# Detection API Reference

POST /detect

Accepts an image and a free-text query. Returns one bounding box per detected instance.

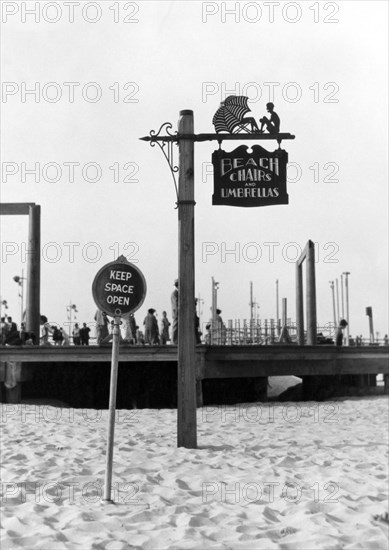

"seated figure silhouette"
[238,116,260,132]
[259,102,280,134]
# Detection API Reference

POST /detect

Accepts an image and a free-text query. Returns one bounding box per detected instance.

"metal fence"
[201,319,388,346]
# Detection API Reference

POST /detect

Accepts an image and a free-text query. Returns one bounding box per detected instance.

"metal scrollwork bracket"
[148,122,179,202]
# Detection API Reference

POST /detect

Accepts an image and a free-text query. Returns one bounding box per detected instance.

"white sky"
[1,0,388,338]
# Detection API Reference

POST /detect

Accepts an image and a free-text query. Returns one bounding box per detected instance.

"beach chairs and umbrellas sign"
[212,96,290,207]
[212,144,289,207]
[92,256,146,502]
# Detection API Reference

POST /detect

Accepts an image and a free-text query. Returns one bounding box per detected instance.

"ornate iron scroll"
[149,122,179,201]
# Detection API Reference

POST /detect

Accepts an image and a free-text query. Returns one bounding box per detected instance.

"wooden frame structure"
[0,203,41,342]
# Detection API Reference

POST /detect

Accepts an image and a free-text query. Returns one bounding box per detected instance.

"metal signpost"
[92,255,146,502]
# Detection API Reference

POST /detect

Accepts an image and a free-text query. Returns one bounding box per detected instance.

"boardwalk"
[1,344,388,377]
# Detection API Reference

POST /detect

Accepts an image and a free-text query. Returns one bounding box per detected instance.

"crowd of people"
[0,315,94,347]
[6,280,383,348]
[43,321,91,346]
[0,280,228,347]
[0,316,22,345]
[93,279,224,346]
[39,316,91,346]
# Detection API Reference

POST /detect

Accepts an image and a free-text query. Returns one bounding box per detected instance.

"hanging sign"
[212,144,289,207]
[92,256,146,317]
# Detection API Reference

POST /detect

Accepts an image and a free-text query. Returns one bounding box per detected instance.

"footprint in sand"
[280,526,298,537]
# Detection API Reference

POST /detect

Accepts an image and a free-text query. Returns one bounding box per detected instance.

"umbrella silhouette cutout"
[212,95,253,133]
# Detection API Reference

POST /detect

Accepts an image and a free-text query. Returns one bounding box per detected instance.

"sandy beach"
[1,396,388,549]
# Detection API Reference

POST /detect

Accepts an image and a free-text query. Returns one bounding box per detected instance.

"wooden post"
[211,277,216,345]
[296,263,304,345]
[306,240,317,345]
[177,110,197,449]
[5,383,21,404]
[335,279,340,325]
[282,297,287,327]
[278,298,290,344]
[104,315,121,502]
[26,205,40,344]
[369,315,374,344]
[270,318,275,343]
[330,281,337,331]
[276,279,280,336]
[344,272,350,345]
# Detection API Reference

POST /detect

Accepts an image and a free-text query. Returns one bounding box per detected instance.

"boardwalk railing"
[202,319,388,347]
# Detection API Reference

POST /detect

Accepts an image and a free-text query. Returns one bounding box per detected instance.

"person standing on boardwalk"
[94,309,109,345]
[40,315,53,345]
[160,310,171,345]
[72,323,81,345]
[136,325,144,345]
[1,317,7,344]
[129,313,137,344]
[52,326,62,346]
[335,319,348,346]
[171,279,179,344]
[204,323,212,345]
[213,309,227,345]
[121,315,135,344]
[143,308,159,345]
[4,316,22,345]
[80,323,91,345]
[194,299,201,344]
[60,327,70,346]
[120,313,137,344]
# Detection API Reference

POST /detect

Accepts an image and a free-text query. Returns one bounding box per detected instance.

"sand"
[1,396,388,549]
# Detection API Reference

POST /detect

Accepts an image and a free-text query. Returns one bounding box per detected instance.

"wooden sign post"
[92,256,146,502]
[140,99,295,449]
[177,110,197,449]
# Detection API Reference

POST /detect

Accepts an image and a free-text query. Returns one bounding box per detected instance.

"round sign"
[92,260,147,317]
